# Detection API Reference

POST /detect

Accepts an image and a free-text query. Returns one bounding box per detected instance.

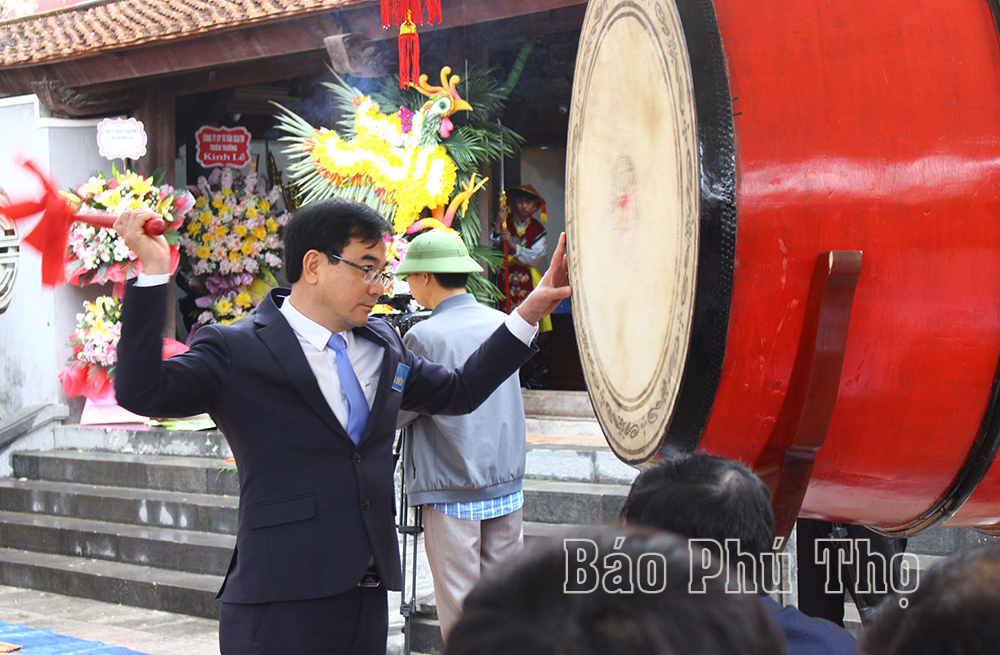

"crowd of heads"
[447,526,785,655]
[441,451,1000,655]
[859,544,1000,655]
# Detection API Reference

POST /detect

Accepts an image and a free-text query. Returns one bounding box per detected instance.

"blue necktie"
[326,333,370,444]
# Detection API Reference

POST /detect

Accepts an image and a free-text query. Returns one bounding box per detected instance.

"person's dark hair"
[282,198,392,283]
[446,526,786,655]
[860,544,1000,655]
[622,453,775,560]
[432,272,469,290]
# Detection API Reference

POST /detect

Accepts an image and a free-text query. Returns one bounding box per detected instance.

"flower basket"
[63,166,194,286]
[59,295,189,423]
[180,167,288,328]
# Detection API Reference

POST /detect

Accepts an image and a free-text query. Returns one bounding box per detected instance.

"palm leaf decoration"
[273,40,538,304]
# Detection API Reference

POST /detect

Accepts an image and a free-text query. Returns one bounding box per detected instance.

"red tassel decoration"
[425,0,441,24]
[381,0,402,28]
[407,0,423,24]
[383,0,441,27]
[398,15,420,89]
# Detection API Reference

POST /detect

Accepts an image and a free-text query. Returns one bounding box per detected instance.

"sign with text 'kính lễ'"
[195,126,252,168]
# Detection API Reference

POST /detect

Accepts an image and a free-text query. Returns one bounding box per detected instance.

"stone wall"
[0,95,112,421]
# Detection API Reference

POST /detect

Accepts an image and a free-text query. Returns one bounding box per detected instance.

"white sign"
[97,117,148,161]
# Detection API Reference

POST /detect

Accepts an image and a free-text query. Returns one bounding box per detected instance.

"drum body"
[567,0,1000,533]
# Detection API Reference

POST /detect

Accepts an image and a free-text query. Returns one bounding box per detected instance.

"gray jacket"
[398,294,526,506]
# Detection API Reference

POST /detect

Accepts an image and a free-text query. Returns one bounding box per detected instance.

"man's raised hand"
[114,209,171,276]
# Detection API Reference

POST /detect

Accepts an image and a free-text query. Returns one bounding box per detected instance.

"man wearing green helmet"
[396,230,527,641]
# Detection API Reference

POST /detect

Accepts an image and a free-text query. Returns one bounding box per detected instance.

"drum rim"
[568,0,738,464]
[568,0,703,461]
[653,0,738,457]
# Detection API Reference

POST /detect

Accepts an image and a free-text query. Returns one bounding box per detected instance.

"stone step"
[525,444,638,485]
[523,521,579,542]
[526,417,604,440]
[0,510,234,576]
[50,425,232,460]
[409,615,443,655]
[0,547,222,619]
[12,450,238,495]
[522,479,629,526]
[0,479,239,534]
[521,390,596,420]
[7,446,635,524]
[13,440,639,491]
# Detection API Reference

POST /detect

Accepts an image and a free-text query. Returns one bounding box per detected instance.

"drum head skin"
[567,0,736,464]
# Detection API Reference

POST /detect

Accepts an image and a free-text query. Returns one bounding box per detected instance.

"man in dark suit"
[112,199,571,655]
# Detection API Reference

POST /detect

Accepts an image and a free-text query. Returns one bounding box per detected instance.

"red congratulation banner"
[195,126,252,168]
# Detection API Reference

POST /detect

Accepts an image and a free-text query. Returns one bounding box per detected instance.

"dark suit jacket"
[114,283,535,604]
[761,597,859,655]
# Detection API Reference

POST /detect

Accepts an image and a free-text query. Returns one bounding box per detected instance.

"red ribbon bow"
[0,159,165,287]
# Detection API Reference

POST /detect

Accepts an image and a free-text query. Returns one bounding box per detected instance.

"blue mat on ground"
[0,622,151,654]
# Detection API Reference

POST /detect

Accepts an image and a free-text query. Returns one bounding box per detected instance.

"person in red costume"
[491,185,550,334]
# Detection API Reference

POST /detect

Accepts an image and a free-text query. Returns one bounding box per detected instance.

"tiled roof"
[0,0,361,67]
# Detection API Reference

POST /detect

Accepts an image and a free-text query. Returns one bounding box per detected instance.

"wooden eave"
[0,0,587,99]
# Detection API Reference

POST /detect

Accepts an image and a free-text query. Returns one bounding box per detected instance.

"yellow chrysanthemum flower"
[266,218,280,233]
[212,198,225,209]
[196,246,211,259]
[234,225,248,237]
[215,225,227,237]
[215,299,234,315]
[229,251,241,262]
[199,212,213,225]
[221,188,233,197]
[202,233,215,244]
[235,292,252,309]
[258,199,271,212]
[195,196,208,208]
[187,222,202,235]
[246,207,259,219]
[253,227,267,240]
[241,242,254,256]
[220,318,235,326]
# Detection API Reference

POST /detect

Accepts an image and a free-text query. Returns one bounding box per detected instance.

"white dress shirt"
[135,273,539,428]
[279,297,382,429]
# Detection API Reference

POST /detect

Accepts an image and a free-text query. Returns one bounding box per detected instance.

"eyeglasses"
[326,253,395,287]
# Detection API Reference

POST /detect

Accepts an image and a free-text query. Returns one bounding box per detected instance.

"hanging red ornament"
[382,0,400,27]
[381,0,442,27]
[406,0,422,25]
[382,0,440,87]
[425,0,441,24]
[398,14,420,89]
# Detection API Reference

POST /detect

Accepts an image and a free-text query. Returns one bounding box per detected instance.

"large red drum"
[567,0,1000,534]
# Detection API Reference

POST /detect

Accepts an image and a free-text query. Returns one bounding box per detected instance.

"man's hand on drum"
[114,209,171,276]
[516,232,571,326]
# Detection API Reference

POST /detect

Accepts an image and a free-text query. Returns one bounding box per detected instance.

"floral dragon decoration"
[273,40,537,303]
[275,66,486,236]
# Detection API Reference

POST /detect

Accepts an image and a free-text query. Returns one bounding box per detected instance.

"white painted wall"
[0,95,114,421]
